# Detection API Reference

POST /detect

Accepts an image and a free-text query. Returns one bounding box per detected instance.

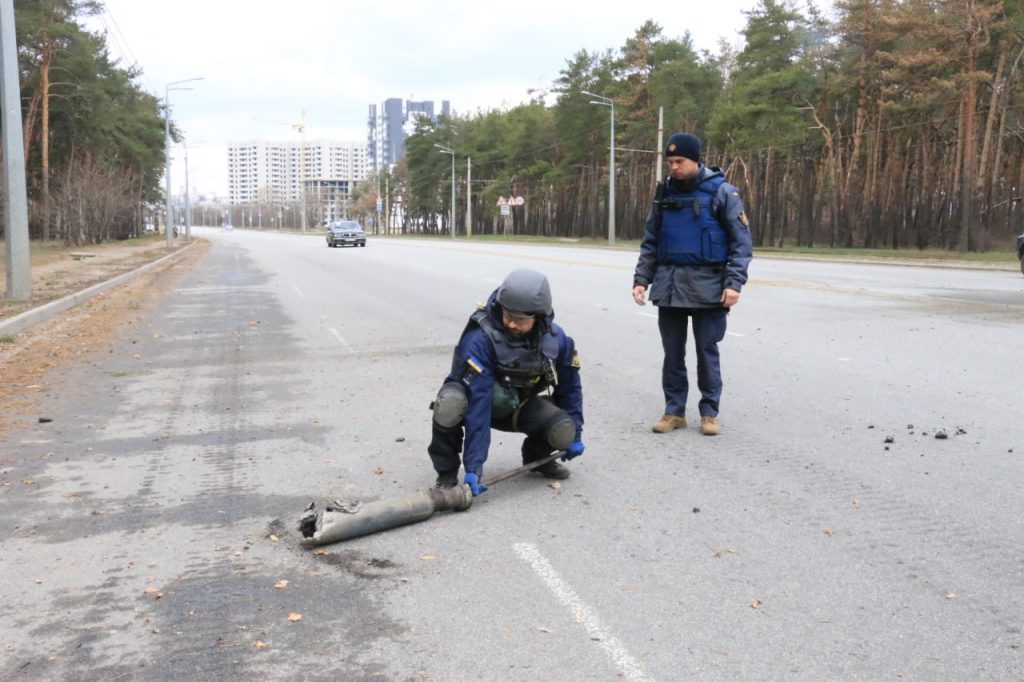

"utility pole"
[465,157,472,238]
[295,110,308,233]
[434,144,455,238]
[164,77,203,248]
[582,90,615,245]
[183,140,192,240]
[655,106,664,185]
[1,0,30,300]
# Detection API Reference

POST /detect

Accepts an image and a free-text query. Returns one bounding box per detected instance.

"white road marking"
[513,543,653,682]
[292,284,305,298]
[726,331,745,337]
[328,327,354,352]
[482,277,503,284]
[638,311,657,318]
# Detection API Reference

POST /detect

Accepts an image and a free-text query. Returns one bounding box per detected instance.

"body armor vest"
[470,309,558,394]
[656,175,729,266]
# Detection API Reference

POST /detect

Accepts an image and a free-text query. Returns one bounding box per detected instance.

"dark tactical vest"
[656,174,729,266]
[470,309,558,417]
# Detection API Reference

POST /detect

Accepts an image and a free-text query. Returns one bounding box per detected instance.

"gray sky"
[84,1,787,196]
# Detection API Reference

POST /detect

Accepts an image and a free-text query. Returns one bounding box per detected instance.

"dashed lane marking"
[513,542,653,682]
[328,327,354,352]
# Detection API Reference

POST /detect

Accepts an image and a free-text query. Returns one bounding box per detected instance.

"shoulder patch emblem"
[466,356,484,374]
[738,211,749,227]
[571,351,581,369]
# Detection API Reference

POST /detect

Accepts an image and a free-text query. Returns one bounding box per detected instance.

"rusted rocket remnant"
[299,484,473,546]
[298,450,566,547]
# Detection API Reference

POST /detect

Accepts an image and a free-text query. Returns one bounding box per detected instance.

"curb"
[0,241,197,337]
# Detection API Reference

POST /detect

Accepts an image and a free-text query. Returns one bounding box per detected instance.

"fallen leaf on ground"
[268,534,279,542]
[287,613,302,622]
[420,555,436,561]
[536,626,551,633]
[254,640,267,649]
[144,587,159,594]
[823,528,835,536]
[750,599,762,609]
[374,466,384,475]
[946,593,957,600]
[274,580,289,589]
[548,481,561,491]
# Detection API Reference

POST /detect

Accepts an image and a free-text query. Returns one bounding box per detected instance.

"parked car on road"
[1017,233,1024,276]
[326,220,366,248]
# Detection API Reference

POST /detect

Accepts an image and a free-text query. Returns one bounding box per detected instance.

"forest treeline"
[354,0,1024,252]
[2,0,167,244]
[3,1,1024,251]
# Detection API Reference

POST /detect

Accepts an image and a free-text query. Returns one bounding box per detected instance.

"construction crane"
[252,111,309,232]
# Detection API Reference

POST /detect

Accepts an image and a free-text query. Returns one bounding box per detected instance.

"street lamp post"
[164,77,203,248]
[435,144,455,238]
[582,90,615,245]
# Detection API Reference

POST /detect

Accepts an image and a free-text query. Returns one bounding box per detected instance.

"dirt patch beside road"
[0,235,190,321]
[0,238,209,437]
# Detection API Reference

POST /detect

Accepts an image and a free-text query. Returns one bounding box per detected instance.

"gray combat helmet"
[496,269,553,316]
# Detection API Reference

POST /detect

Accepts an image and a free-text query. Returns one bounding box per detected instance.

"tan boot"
[700,415,720,436]
[652,414,687,433]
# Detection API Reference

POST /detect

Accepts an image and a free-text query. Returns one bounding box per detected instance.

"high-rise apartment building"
[227,139,368,223]
[367,98,451,173]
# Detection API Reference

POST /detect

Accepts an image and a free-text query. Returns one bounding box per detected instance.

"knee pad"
[545,415,576,450]
[432,383,468,428]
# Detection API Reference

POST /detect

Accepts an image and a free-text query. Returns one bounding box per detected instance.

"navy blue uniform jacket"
[443,292,583,475]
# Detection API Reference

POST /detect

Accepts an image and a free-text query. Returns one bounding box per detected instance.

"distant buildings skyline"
[222,97,450,222]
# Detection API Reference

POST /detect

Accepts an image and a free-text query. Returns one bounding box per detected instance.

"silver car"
[326,220,366,248]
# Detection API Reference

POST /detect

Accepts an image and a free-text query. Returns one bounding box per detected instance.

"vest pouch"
[491,383,520,419]
[703,229,728,263]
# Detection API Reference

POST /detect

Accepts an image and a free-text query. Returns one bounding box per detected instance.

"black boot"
[522,436,571,480]
[434,470,459,489]
[533,459,570,480]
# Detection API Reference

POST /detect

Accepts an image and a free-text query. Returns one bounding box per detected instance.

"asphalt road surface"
[2,227,1022,681]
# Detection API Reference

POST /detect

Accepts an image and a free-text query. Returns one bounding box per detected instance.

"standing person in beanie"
[428,269,585,496]
[632,132,752,436]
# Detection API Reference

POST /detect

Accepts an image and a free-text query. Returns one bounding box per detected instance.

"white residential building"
[227,139,368,223]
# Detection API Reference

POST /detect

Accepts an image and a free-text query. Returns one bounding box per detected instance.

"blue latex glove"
[561,439,585,461]
[464,472,488,496]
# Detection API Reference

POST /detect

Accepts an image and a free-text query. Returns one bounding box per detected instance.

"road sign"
[497,196,508,207]
[500,205,511,217]
[514,196,525,206]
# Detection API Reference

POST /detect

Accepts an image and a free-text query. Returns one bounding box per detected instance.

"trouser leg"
[657,307,689,415]
[511,396,576,462]
[428,424,463,476]
[691,308,728,417]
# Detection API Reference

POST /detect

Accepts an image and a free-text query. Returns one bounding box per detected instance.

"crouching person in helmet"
[428,269,585,496]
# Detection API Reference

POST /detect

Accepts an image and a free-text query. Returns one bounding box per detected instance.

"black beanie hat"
[665,132,701,162]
